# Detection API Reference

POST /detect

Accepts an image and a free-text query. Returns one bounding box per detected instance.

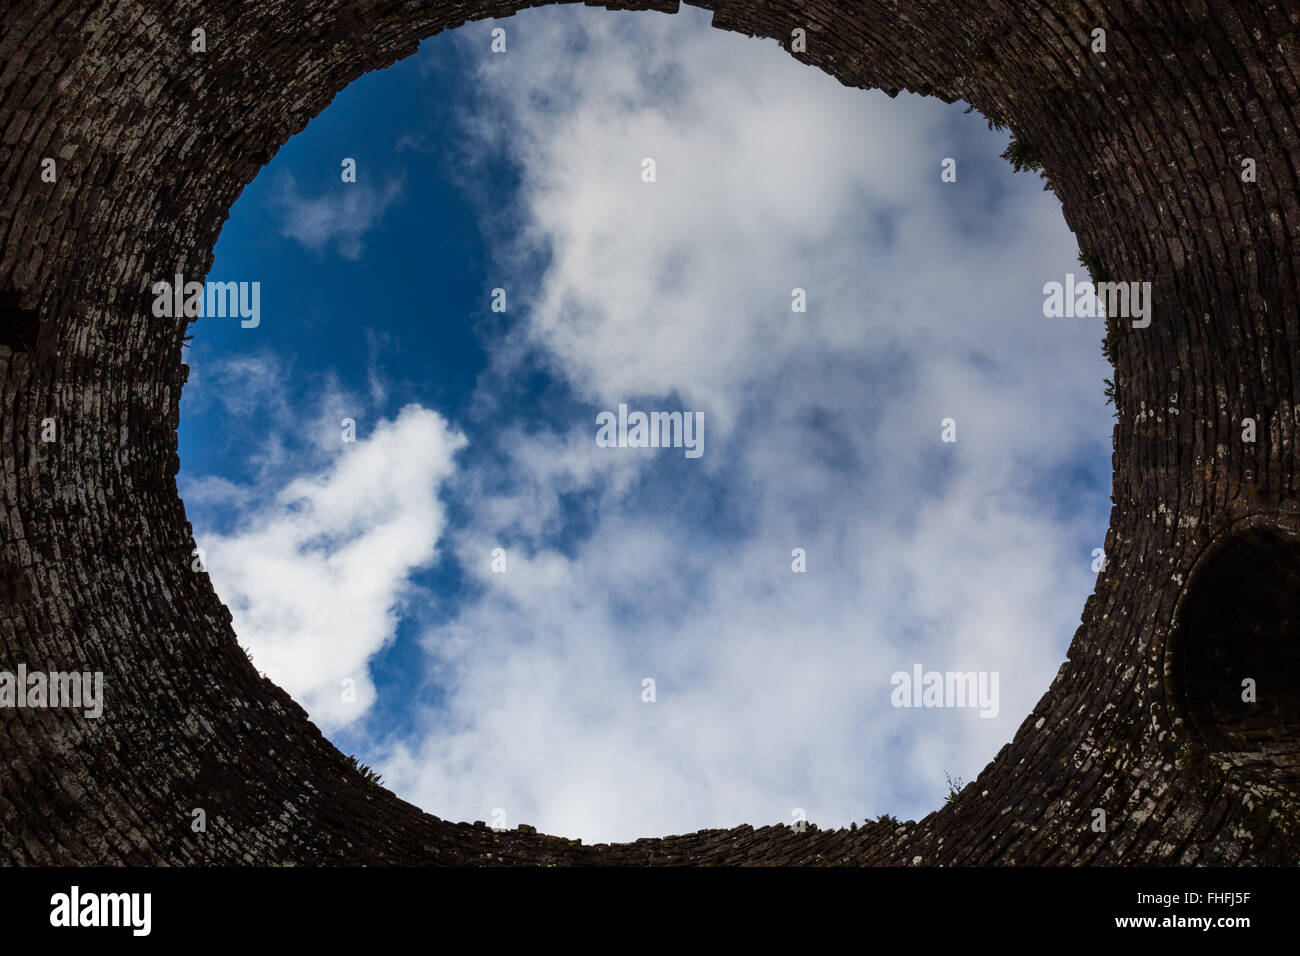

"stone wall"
[2,0,1298,864]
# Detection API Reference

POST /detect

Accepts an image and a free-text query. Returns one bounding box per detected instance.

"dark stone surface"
[1,0,1299,864]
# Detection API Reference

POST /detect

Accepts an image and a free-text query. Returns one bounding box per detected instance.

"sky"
[177,3,1115,844]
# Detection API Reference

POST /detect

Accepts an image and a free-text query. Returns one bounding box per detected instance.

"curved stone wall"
[2,0,1298,864]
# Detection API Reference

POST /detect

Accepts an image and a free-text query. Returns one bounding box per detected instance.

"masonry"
[1,0,1299,865]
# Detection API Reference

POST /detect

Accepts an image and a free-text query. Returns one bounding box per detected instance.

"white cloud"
[180,352,369,483]
[196,406,466,730]
[370,5,1113,843]
[271,173,404,259]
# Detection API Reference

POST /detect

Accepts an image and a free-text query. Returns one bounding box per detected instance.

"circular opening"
[178,4,1115,842]
[1175,528,1300,793]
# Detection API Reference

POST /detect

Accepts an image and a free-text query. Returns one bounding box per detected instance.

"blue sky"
[178,4,1114,842]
